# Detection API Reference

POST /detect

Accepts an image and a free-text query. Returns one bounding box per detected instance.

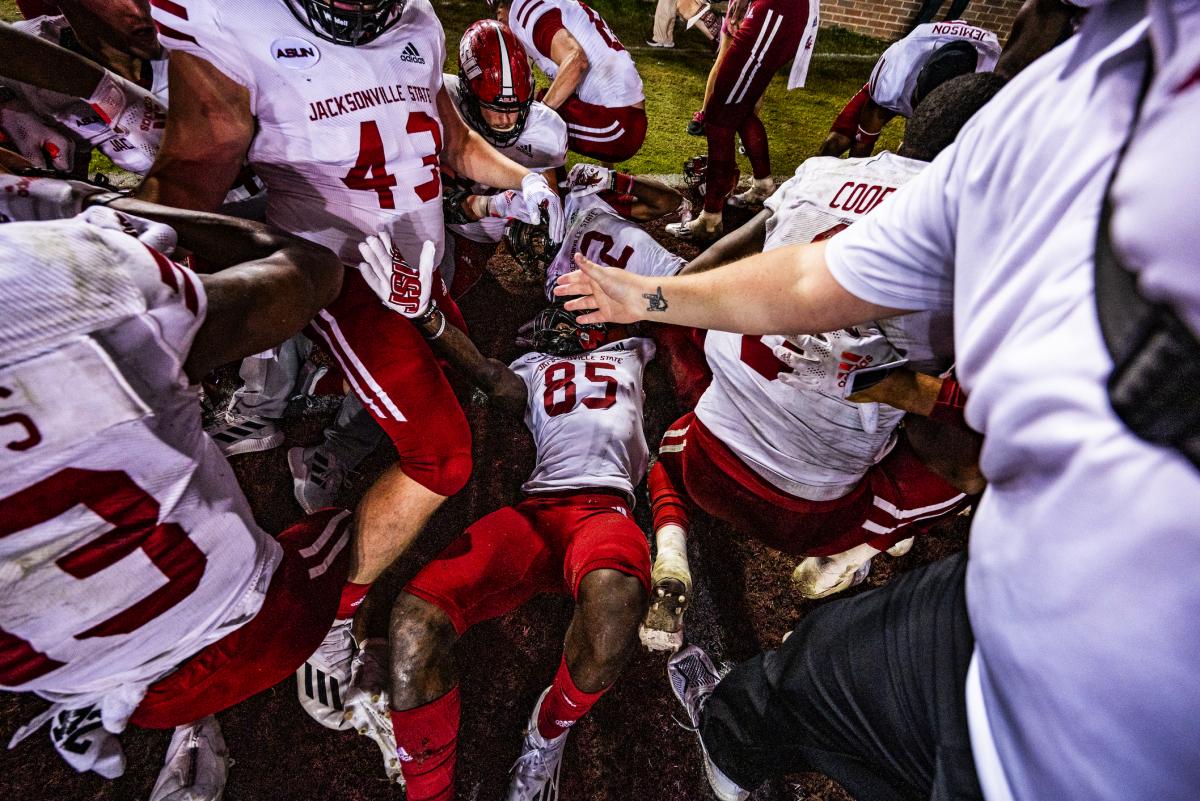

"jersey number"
[579,2,625,52]
[0,468,207,686]
[342,116,443,208]
[580,232,633,269]
[543,361,618,416]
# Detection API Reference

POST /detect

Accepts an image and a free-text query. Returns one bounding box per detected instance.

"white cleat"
[886,537,915,558]
[503,688,568,801]
[206,411,283,456]
[727,177,776,208]
[149,716,228,801]
[296,618,357,730]
[288,445,347,514]
[641,525,692,652]
[343,678,405,786]
[791,543,879,600]
[667,647,749,801]
[666,214,723,242]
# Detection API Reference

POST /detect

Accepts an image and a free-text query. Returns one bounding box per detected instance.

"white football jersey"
[444,72,567,244]
[151,0,449,266]
[868,21,1000,118]
[507,0,644,107]
[544,190,684,298]
[514,337,655,498]
[0,219,280,723]
[0,16,169,175]
[696,152,951,497]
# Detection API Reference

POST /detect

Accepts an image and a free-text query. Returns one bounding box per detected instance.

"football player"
[489,0,647,164]
[141,0,565,733]
[818,19,999,158]
[558,75,1006,644]
[0,175,393,796]
[667,0,821,241]
[352,233,655,801]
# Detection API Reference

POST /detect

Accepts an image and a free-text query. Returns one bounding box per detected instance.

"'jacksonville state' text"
[308,84,434,121]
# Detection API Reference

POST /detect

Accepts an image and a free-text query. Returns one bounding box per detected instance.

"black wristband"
[84,191,126,208]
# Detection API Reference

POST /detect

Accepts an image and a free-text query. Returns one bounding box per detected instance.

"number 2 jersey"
[150,0,449,266]
[544,189,685,298]
[512,337,655,499]
[696,153,954,499]
[506,0,644,108]
[0,219,279,725]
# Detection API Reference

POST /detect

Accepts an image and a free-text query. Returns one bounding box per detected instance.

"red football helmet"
[457,20,535,147]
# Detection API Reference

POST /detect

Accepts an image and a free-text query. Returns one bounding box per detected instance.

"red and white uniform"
[0,15,168,175]
[544,189,684,298]
[869,21,1000,118]
[151,0,472,496]
[0,219,350,739]
[444,71,566,244]
[405,338,654,634]
[505,0,647,162]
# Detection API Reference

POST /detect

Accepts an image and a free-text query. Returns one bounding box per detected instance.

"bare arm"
[541,28,589,111]
[0,22,104,98]
[412,306,528,415]
[681,209,770,275]
[849,99,895,158]
[136,53,253,211]
[555,240,904,335]
[436,86,530,191]
[624,175,684,222]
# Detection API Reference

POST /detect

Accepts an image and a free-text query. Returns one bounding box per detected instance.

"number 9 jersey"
[150,0,449,266]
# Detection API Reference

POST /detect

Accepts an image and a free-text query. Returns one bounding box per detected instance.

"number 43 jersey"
[0,221,278,715]
[150,0,449,266]
[512,337,655,498]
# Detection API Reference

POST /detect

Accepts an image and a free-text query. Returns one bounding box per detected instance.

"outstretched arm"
[681,209,771,274]
[412,308,528,415]
[554,241,903,335]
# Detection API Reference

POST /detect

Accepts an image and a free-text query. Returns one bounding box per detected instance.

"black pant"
[700,553,980,801]
[914,0,970,26]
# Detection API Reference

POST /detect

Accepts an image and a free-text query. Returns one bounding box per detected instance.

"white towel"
[788,0,821,89]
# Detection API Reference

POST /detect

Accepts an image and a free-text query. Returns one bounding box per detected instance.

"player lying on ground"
[347,231,656,801]
[818,19,999,158]
[0,175,408,799]
[490,0,647,164]
[564,76,1004,646]
[142,0,564,737]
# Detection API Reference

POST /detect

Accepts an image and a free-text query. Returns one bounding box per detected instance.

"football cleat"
[791,543,878,599]
[288,445,347,514]
[641,525,692,652]
[149,717,228,801]
[503,688,568,801]
[686,112,705,137]
[341,644,405,786]
[206,411,283,456]
[886,537,915,558]
[667,647,749,801]
[666,214,723,242]
[296,618,357,730]
[727,177,776,208]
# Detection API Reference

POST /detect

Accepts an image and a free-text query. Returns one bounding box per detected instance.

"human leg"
[642,436,695,649]
[728,107,775,207]
[651,0,678,46]
[289,391,385,514]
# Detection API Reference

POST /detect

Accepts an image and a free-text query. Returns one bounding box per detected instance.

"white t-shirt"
[0,219,280,731]
[506,0,644,107]
[868,21,1000,118]
[513,337,654,498]
[826,3,1200,799]
[151,0,448,266]
[544,190,685,298]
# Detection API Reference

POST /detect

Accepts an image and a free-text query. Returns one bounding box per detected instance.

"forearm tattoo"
[643,286,669,312]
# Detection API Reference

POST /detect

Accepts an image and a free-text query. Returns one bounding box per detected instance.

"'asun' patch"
[271,37,320,69]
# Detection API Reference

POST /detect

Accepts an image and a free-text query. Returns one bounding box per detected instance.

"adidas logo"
[835,351,873,388]
[401,42,425,63]
[517,143,533,157]
[302,662,344,713]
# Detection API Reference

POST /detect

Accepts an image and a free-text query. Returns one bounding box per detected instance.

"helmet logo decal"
[496,26,513,96]
[271,37,321,69]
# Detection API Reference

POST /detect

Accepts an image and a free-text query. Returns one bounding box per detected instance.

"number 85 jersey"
[151,0,449,266]
[513,337,655,499]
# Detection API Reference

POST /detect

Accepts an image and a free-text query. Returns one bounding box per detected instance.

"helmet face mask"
[503,219,558,280]
[518,305,619,357]
[458,21,535,147]
[283,0,407,46]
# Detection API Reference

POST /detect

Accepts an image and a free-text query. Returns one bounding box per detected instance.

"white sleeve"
[149,1,257,102]
[868,42,908,112]
[824,141,961,311]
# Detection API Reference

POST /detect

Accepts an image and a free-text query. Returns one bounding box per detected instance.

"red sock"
[535,656,608,741]
[336,581,371,620]
[649,461,690,532]
[738,114,771,179]
[703,123,739,213]
[390,687,460,801]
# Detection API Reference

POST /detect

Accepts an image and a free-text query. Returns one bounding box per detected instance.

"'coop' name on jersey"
[308,84,435,121]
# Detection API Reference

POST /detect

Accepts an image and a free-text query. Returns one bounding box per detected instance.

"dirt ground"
[0,208,968,801]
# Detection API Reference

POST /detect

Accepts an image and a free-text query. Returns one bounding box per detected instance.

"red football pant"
[653,413,968,557]
[558,97,648,163]
[307,269,471,498]
[405,491,651,635]
[703,0,809,211]
[130,509,353,729]
[831,84,872,138]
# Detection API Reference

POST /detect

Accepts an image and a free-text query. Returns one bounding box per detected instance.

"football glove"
[520,172,564,243]
[563,163,614,196]
[0,173,97,222]
[356,231,436,319]
[0,96,76,173]
[772,327,908,399]
[72,70,167,175]
[77,205,178,256]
